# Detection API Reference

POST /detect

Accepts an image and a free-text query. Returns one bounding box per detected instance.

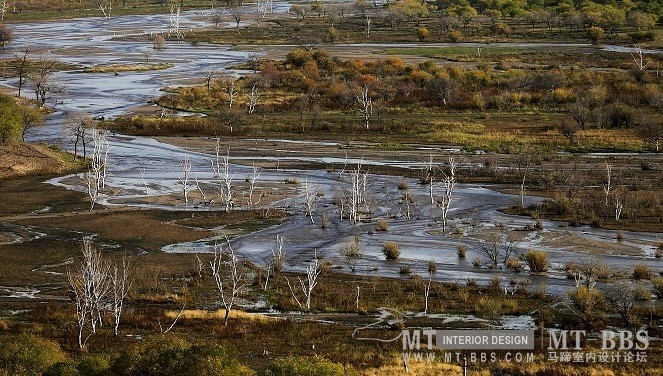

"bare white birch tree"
[247,162,262,208]
[169,5,183,39]
[210,240,250,326]
[67,238,111,349]
[226,79,238,109]
[110,258,130,337]
[271,235,286,278]
[285,251,322,311]
[356,85,373,129]
[246,84,260,114]
[99,2,112,18]
[179,155,192,205]
[603,162,613,207]
[303,179,318,224]
[211,144,233,212]
[424,260,435,315]
[437,157,457,232]
[87,128,111,211]
[631,46,650,71]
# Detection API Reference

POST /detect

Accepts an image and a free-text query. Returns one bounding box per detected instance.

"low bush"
[457,244,467,258]
[382,242,400,260]
[376,219,389,232]
[652,278,663,298]
[633,264,652,280]
[0,334,65,376]
[523,250,549,272]
[260,356,346,376]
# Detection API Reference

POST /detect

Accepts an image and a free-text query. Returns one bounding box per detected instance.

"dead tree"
[205,71,214,90]
[14,48,31,98]
[98,2,112,18]
[477,229,519,268]
[179,155,192,206]
[231,6,243,29]
[631,46,650,71]
[67,238,111,349]
[424,260,435,315]
[271,235,286,279]
[225,79,239,109]
[246,84,259,114]
[356,85,373,129]
[211,143,233,212]
[303,180,318,224]
[285,251,322,311]
[437,157,457,232]
[87,128,111,211]
[110,258,130,337]
[210,240,250,326]
[30,57,60,107]
[247,162,262,208]
[169,5,183,39]
[603,162,613,207]
[339,236,362,272]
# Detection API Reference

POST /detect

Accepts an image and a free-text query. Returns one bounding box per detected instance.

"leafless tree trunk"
[247,162,262,208]
[285,251,322,311]
[615,197,623,221]
[231,6,243,29]
[437,157,457,232]
[339,236,362,272]
[303,179,318,224]
[212,142,233,212]
[169,5,183,38]
[225,79,238,109]
[271,235,286,278]
[205,71,214,90]
[246,84,259,114]
[603,163,613,207]
[356,85,373,129]
[30,57,61,107]
[87,128,111,211]
[14,48,31,98]
[631,46,650,70]
[179,155,192,206]
[424,270,432,315]
[210,239,249,326]
[477,230,519,267]
[67,238,111,349]
[141,169,150,197]
[110,258,130,337]
[99,2,112,18]
[365,15,371,38]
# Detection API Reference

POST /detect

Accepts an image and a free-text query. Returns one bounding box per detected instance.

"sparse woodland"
[0,0,662,375]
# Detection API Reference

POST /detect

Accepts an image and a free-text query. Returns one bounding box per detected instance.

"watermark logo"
[545,329,649,364]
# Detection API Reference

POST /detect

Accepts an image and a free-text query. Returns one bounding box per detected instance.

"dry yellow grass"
[164,309,275,323]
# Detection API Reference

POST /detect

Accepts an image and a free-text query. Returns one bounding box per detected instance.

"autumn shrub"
[260,356,345,376]
[506,258,523,273]
[523,250,549,273]
[111,337,251,376]
[382,242,400,260]
[0,334,65,376]
[457,244,467,258]
[653,278,663,298]
[447,30,462,42]
[632,264,652,280]
[376,219,389,232]
[416,27,430,41]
